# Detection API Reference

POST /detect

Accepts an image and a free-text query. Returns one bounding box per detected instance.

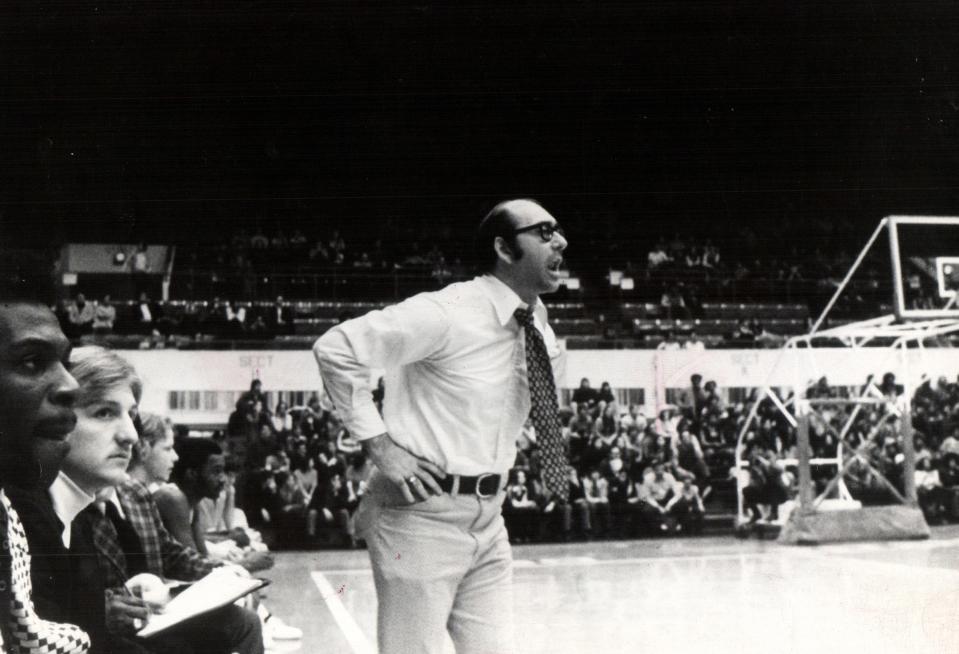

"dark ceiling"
[4,0,959,246]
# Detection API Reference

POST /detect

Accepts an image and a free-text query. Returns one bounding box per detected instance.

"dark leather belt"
[435,473,502,498]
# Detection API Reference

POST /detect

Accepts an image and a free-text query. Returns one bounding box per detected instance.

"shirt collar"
[49,471,96,548]
[478,274,547,327]
[98,486,127,520]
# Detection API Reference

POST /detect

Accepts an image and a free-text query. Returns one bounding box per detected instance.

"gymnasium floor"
[261,525,959,654]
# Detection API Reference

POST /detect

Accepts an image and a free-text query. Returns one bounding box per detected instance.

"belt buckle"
[475,473,497,499]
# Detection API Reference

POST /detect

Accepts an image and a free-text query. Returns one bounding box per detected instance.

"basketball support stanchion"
[779,396,929,545]
[735,215,959,543]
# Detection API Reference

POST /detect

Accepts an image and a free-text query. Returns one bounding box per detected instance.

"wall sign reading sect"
[239,355,274,369]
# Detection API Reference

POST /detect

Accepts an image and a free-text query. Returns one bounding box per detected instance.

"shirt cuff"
[343,405,388,441]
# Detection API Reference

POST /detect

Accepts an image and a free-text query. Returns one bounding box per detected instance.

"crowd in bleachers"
[734,371,959,526]
[215,375,730,547]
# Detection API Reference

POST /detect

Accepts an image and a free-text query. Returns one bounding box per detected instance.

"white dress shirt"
[314,274,563,476]
[49,471,95,548]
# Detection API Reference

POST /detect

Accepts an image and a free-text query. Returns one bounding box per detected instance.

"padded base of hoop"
[778,505,930,545]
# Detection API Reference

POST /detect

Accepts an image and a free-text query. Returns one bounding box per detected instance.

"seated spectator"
[245,423,279,472]
[227,397,267,463]
[195,457,250,546]
[660,285,690,320]
[92,294,116,336]
[238,379,267,411]
[916,457,948,524]
[571,377,599,408]
[291,453,319,501]
[665,479,705,534]
[656,331,681,351]
[560,468,592,540]
[939,452,959,487]
[647,239,671,271]
[503,469,539,543]
[731,319,755,342]
[673,426,710,490]
[582,469,612,536]
[134,292,158,332]
[0,256,91,654]
[606,466,633,537]
[267,296,292,336]
[741,444,789,522]
[597,381,615,405]
[271,401,293,442]
[684,331,706,351]
[154,439,300,644]
[65,292,95,338]
[629,462,677,534]
[155,439,273,572]
[307,472,358,547]
[343,451,373,498]
[315,440,346,480]
[273,470,310,546]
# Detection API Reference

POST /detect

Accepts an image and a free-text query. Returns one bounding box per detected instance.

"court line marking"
[316,535,959,576]
[319,551,779,579]
[310,571,376,654]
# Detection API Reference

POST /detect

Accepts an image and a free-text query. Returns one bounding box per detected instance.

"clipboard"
[137,571,270,638]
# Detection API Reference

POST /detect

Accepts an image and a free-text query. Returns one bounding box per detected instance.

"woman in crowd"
[271,401,293,442]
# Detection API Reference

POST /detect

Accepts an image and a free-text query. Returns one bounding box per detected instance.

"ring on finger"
[132,618,143,631]
[407,476,419,485]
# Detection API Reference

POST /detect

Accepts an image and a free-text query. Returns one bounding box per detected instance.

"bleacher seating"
[292,318,340,336]
[700,302,809,320]
[551,318,600,337]
[71,298,823,349]
[544,303,586,319]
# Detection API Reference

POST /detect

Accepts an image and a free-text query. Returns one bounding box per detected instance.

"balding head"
[474,198,544,273]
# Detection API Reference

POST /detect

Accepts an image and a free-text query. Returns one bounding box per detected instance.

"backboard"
[888,216,959,320]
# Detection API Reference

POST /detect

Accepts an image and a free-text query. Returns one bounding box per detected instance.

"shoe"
[266,616,303,640]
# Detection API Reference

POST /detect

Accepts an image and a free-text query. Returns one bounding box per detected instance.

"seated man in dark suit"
[0,250,91,653]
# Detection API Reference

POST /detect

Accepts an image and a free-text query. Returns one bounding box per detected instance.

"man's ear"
[493,236,514,264]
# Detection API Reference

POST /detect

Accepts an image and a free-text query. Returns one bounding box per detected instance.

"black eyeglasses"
[511,221,565,242]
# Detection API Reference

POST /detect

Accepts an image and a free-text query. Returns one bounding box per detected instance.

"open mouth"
[547,259,563,273]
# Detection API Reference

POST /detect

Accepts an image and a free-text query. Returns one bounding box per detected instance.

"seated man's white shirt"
[315,274,564,476]
[49,471,96,548]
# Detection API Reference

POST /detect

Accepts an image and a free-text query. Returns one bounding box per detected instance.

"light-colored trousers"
[355,470,515,654]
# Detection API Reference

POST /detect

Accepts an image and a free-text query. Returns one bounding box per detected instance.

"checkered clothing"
[0,491,90,654]
[107,479,216,587]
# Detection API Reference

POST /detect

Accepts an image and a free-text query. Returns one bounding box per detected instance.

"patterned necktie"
[515,307,569,502]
